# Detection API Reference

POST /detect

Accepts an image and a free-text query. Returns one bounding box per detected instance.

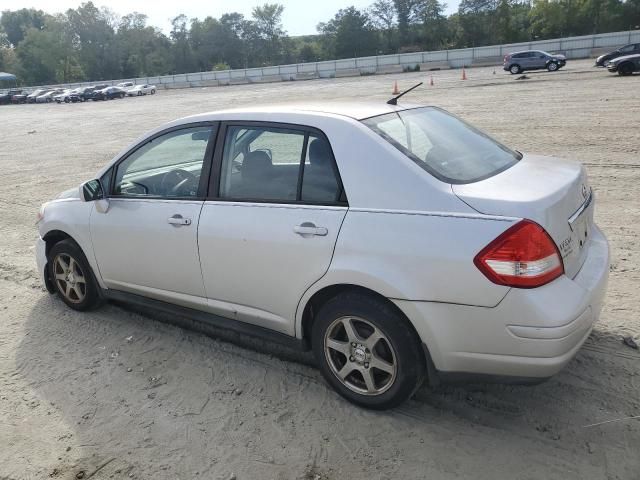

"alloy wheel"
[53,253,86,304]
[324,316,397,396]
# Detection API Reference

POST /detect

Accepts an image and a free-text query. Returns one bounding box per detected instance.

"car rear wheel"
[618,63,634,76]
[509,64,521,74]
[48,239,101,311]
[547,61,559,72]
[312,292,425,409]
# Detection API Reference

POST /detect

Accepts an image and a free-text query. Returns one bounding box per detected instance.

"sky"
[6,0,461,37]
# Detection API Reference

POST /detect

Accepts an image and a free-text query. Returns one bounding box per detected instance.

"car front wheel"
[618,63,634,76]
[312,292,425,409]
[151,89,156,94]
[509,64,521,74]
[547,61,559,72]
[48,239,101,311]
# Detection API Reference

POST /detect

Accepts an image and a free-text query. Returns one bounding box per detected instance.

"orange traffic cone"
[461,67,467,80]
[392,81,400,95]
[429,75,434,86]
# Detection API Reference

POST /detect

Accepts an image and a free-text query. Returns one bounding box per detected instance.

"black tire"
[547,61,559,72]
[150,89,156,94]
[64,97,70,103]
[509,64,521,74]
[48,239,101,311]
[311,292,425,410]
[618,62,634,76]
[138,91,142,96]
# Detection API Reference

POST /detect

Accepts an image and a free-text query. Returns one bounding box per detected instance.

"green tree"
[317,7,379,58]
[251,4,287,65]
[413,0,448,49]
[369,0,397,51]
[16,15,83,84]
[0,8,48,47]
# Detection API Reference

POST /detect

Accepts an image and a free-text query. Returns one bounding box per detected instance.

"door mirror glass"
[82,179,104,202]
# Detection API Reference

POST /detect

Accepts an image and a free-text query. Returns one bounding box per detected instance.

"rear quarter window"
[362,107,521,184]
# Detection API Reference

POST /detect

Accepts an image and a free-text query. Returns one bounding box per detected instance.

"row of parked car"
[595,42,640,75]
[0,82,157,105]
[501,43,640,76]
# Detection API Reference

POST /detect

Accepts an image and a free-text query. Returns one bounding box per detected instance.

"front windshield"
[362,107,520,184]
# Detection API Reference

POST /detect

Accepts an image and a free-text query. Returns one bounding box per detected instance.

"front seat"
[238,150,274,198]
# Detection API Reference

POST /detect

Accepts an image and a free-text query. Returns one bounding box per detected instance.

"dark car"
[595,43,640,67]
[503,50,566,74]
[0,89,23,105]
[606,53,640,76]
[91,86,126,101]
[11,92,28,104]
[70,87,95,102]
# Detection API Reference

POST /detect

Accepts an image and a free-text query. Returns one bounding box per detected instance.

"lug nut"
[349,356,355,362]
[351,342,356,347]
[364,363,369,369]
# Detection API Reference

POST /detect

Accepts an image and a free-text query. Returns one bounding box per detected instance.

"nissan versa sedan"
[35,103,609,409]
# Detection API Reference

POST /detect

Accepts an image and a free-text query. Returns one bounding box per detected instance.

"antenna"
[387,82,423,105]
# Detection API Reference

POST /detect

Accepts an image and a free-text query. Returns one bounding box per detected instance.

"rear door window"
[219,125,343,204]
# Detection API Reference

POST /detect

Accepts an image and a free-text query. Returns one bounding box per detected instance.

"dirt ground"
[1,59,639,480]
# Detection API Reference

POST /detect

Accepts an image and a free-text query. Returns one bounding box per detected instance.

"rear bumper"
[394,225,609,379]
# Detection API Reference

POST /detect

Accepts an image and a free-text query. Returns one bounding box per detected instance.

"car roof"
[181,102,425,122]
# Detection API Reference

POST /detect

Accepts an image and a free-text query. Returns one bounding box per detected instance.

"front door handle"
[168,214,192,226]
[294,222,328,237]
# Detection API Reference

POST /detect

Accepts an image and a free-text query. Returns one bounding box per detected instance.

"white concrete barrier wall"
[14,30,640,92]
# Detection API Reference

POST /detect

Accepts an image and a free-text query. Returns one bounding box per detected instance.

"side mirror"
[81,179,110,213]
[81,179,104,201]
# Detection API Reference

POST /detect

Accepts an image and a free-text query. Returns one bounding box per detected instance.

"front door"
[198,123,348,335]
[91,124,217,308]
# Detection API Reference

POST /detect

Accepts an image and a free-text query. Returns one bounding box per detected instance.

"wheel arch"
[42,229,75,257]
[299,282,438,386]
[619,61,636,73]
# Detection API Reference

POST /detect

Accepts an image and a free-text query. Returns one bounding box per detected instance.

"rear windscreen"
[362,107,521,184]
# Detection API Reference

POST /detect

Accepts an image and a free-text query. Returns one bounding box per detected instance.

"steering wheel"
[160,169,198,197]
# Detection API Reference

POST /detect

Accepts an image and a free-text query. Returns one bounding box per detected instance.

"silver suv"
[503,50,567,74]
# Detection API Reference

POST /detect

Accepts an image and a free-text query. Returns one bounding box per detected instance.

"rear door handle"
[294,222,328,237]
[168,214,192,226]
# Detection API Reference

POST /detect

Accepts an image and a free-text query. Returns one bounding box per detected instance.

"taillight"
[474,220,564,288]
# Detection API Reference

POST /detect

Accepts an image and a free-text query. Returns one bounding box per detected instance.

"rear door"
[198,122,347,335]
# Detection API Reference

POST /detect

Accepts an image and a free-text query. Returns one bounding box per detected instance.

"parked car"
[595,43,640,67]
[70,87,95,102]
[606,53,640,75]
[11,91,28,104]
[36,89,64,103]
[0,89,23,105]
[27,89,48,103]
[91,86,127,100]
[54,89,77,103]
[116,81,135,89]
[35,102,609,409]
[503,50,566,74]
[126,84,156,96]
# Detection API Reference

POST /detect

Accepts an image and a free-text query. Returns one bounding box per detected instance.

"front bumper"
[607,65,618,73]
[394,225,609,380]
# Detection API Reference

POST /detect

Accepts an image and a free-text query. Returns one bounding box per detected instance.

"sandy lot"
[1,59,639,480]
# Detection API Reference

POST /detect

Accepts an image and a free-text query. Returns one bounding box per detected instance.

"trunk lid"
[453,154,594,279]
